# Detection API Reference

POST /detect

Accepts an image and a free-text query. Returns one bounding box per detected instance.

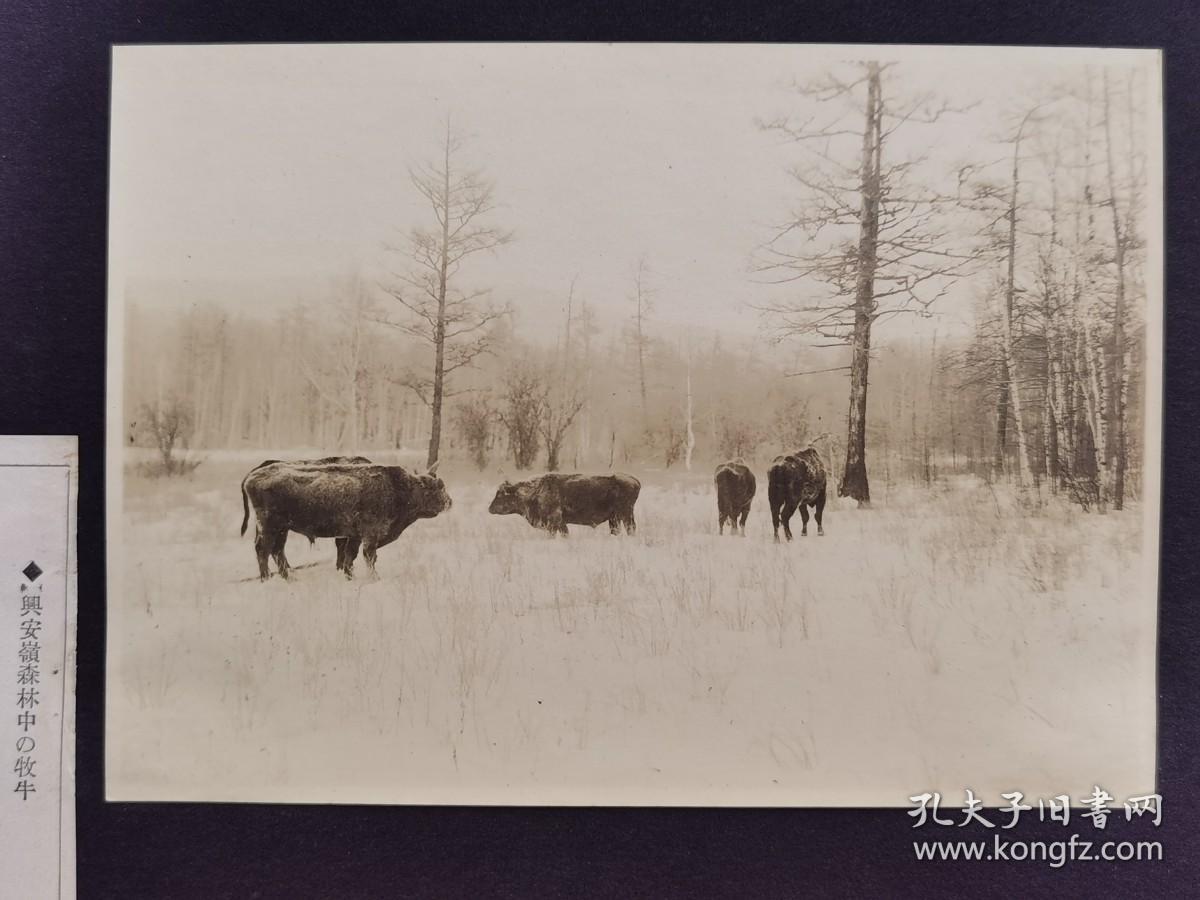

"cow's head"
[412,460,452,517]
[488,480,524,516]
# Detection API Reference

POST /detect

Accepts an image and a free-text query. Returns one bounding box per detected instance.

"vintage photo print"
[106,44,1162,805]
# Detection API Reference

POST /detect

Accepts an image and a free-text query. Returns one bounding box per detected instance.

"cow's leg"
[270,529,290,580]
[739,504,750,536]
[814,488,826,536]
[362,539,379,578]
[799,502,810,537]
[769,499,782,543]
[341,537,361,580]
[609,516,621,535]
[335,537,347,573]
[718,508,725,535]
[254,526,271,581]
[543,505,567,536]
[623,510,636,536]
[779,499,799,542]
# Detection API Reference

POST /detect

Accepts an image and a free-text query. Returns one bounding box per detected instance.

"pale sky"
[110,44,1160,341]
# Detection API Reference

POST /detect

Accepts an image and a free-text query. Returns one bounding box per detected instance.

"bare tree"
[381,118,512,467]
[574,300,599,466]
[996,106,1044,484]
[453,394,494,470]
[684,345,696,471]
[498,362,543,470]
[1102,69,1133,510]
[540,387,585,471]
[308,276,375,451]
[719,412,760,461]
[756,61,977,505]
[540,280,586,471]
[629,256,654,421]
[138,395,198,476]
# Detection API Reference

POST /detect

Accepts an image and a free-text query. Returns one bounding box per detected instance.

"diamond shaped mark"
[21,561,42,583]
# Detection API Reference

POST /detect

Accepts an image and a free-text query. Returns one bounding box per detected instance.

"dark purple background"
[1,2,1197,896]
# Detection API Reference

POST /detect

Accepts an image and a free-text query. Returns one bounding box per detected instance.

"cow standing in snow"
[714,459,756,536]
[488,473,640,536]
[767,448,827,542]
[240,459,451,580]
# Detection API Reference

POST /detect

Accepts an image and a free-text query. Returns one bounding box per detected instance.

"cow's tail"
[240,476,251,537]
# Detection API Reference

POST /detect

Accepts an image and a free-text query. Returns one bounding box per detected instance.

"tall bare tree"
[295,275,374,451]
[684,342,696,471]
[996,106,1044,485]
[756,61,976,505]
[541,280,586,471]
[382,119,512,467]
[1102,69,1132,510]
[629,256,654,422]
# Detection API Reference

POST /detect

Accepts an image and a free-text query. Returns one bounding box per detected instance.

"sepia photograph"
[105,43,1162,806]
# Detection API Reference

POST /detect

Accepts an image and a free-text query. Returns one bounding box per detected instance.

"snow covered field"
[106,454,1157,806]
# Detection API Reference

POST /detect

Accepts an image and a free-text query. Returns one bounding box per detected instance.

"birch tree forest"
[125,62,1151,513]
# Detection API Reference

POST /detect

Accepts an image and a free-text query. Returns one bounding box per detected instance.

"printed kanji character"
[1039,795,1071,826]
[999,791,1031,829]
[959,789,995,828]
[1080,786,1115,829]
[18,640,39,664]
[908,792,954,827]
[1123,794,1163,827]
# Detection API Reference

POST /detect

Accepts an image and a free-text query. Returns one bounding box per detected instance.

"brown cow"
[241,460,450,580]
[767,448,827,542]
[488,473,640,536]
[714,459,756,536]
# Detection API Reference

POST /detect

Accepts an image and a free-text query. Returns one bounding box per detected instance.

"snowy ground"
[106,453,1157,806]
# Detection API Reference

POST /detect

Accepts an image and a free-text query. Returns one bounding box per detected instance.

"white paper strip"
[0,436,77,899]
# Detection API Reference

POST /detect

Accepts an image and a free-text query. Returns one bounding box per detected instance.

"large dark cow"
[767,447,827,542]
[240,456,374,570]
[714,459,756,536]
[488,473,640,536]
[241,461,451,580]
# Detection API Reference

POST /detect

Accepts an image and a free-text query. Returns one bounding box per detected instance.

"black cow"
[767,448,827,542]
[488,473,640,536]
[240,456,374,571]
[714,459,756,536]
[240,461,450,580]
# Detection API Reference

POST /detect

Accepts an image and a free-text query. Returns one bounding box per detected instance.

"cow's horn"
[427,460,440,476]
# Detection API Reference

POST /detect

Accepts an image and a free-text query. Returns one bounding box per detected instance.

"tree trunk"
[1103,71,1128,510]
[1081,321,1109,511]
[838,61,881,507]
[1002,115,1034,486]
[427,128,451,469]
[994,379,1010,476]
[636,305,647,421]
[684,363,695,471]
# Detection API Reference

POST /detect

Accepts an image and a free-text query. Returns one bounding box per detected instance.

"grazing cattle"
[240,456,374,570]
[488,473,640,536]
[240,461,450,580]
[714,459,756,536]
[767,447,827,542]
